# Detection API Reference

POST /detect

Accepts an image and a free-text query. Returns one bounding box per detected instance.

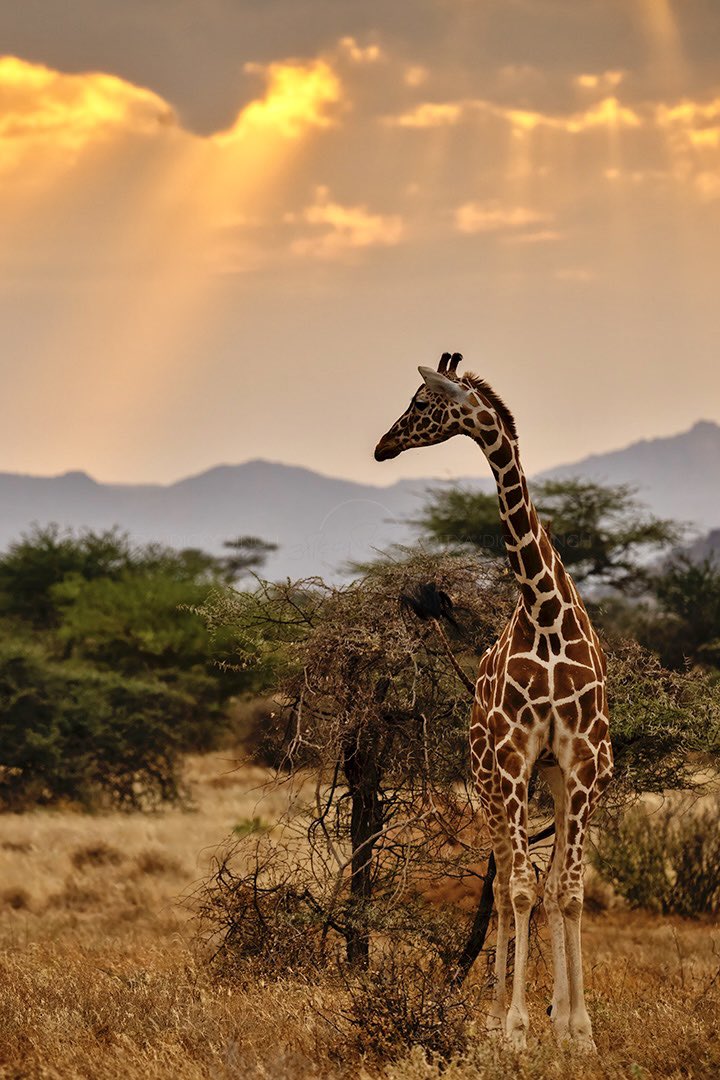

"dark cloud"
[2,1,719,132]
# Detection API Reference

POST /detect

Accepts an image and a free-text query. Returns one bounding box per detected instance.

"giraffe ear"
[418,366,468,403]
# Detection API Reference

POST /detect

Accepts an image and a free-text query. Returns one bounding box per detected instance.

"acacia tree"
[197,553,512,971]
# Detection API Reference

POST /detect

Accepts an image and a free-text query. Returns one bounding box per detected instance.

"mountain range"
[1,420,718,580]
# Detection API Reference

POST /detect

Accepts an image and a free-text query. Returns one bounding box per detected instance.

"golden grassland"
[0,754,718,1080]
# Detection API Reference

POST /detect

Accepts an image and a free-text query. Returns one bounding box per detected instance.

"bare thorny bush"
[194,552,720,1061]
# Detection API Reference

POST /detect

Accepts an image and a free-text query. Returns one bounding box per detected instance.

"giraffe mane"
[462,372,518,441]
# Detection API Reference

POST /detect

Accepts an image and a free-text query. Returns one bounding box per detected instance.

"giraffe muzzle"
[374,437,401,461]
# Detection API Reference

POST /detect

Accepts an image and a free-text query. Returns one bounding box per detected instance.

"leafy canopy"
[416,478,682,591]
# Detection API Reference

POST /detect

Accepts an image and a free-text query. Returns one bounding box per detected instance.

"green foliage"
[0,525,135,626]
[415,488,505,558]
[221,536,278,580]
[605,639,720,799]
[0,640,199,809]
[53,571,216,673]
[649,556,720,668]
[416,479,681,591]
[591,797,720,916]
[0,524,283,808]
[233,817,269,837]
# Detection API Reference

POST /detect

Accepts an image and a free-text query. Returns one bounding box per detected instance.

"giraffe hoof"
[507,1028,527,1051]
[570,1032,596,1054]
[485,1012,505,1039]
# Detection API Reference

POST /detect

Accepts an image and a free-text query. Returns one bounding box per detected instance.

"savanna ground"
[0,754,718,1080]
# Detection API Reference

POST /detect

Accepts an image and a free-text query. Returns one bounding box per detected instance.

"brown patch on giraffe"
[488,438,513,470]
[500,679,529,718]
[496,747,524,778]
[535,635,549,662]
[490,711,511,739]
[509,505,531,539]
[564,639,593,665]
[500,773,515,799]
[519,542,543,581]
[584,715,609,741]
[519,702,544,726]
[548,632,563,655]
[537,595,562,626]
[504,485,523,511]
[574,756,597,787]
[535,572,555,593]
[510,728,529,753]
[561,608,580,639]
[554,694,580,721]
[480,748,494,772]
[577,685,600,716]
[554,661,589,698]
[506,656,550,697]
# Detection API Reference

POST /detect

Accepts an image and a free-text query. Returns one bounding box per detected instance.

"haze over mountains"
[1,420,718,581]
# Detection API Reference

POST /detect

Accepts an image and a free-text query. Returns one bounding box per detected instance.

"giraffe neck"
[474,434,571,616]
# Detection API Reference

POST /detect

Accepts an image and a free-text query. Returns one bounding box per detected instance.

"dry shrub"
[0,838,32,853]
[197,840,336,979]
[1,886,30,910]
[226,695,290,767]
[133,849,183,877]
[48,878,102,912]
[591,795,720,916]
[72,841,124,870]
[344,953,474,1063]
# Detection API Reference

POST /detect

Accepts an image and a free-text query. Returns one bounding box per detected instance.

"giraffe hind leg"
[482,785,513,1037]
[557,749,612,1053]
[539,763,571,1043]
[494,745,536,1050]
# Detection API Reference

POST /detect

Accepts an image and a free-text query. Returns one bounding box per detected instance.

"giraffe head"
[374,352,517,461]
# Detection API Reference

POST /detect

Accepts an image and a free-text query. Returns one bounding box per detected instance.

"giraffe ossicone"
[375,353,613,1051]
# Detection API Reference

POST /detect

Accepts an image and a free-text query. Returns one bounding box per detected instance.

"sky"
[1,0,719,485]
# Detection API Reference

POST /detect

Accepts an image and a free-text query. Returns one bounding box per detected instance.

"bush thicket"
[591,796,720,916]
[0,641,196,808]
[0,525,277,807]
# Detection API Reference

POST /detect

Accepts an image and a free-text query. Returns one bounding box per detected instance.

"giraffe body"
[375,353,613,1050]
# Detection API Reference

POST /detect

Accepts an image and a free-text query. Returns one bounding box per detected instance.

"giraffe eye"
[416,398,429,409]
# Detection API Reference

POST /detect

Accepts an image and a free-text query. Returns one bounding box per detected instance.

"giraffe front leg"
[559,763,601,1053]
[497,769,536,1051]
[476,782,513,1037]
[486,832,512,1037]
[540,765,570,1043]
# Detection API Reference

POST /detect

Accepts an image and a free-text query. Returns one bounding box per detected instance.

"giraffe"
[374,352,613,1051]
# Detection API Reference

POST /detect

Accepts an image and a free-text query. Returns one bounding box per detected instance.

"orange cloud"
[574,70,625,91]
[455,201,550,234]
[217,59,341,142]
[339,36,383,64]
[386,94,642,133]
[388,101,464,128]
[0,55,175,150]
[289,186,404,258]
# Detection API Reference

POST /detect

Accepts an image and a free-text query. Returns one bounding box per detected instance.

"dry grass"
[0,755,718,1079]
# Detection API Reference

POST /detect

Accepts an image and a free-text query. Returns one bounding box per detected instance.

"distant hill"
[1,420,718,580]
[541,420,720,532]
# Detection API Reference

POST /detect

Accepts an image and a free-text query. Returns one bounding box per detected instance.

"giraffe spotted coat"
[375,352,613,1051]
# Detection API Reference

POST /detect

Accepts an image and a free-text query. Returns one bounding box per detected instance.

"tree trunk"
[451,852,496,986]
[342,732,382,968]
